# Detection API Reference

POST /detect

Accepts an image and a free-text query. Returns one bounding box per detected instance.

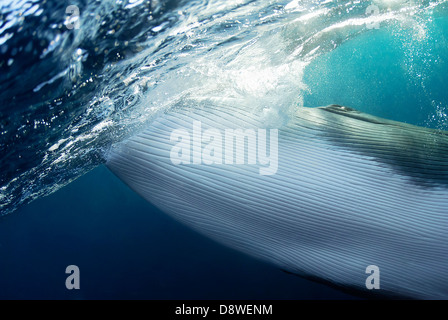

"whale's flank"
[107,105,448,299]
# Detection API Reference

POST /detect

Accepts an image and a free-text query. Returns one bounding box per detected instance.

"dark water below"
[0,165,358,299]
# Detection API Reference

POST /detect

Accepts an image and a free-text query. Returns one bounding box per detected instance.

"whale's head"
[107,104,448,299]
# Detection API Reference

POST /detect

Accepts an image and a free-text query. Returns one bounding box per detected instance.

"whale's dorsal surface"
[106,105,448,299]
[315,105,448,187]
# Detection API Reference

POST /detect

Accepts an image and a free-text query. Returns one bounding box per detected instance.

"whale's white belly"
[107,105,448,299]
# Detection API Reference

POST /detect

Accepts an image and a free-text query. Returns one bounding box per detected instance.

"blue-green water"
[305,18,448,126]
[1,0,448,299]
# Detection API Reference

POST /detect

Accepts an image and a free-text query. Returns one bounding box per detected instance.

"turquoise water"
[305,18,448,127]
[1,0,447,299]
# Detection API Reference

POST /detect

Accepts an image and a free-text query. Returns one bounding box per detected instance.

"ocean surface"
[1,0,447,299]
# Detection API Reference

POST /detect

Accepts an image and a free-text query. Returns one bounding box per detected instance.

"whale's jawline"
[281,269,414,300]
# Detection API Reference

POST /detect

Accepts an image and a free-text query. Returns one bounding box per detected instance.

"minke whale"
[106,104,448,299]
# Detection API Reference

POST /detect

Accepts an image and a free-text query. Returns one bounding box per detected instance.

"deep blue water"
[1,0,448,299]
[0,165,357,299]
